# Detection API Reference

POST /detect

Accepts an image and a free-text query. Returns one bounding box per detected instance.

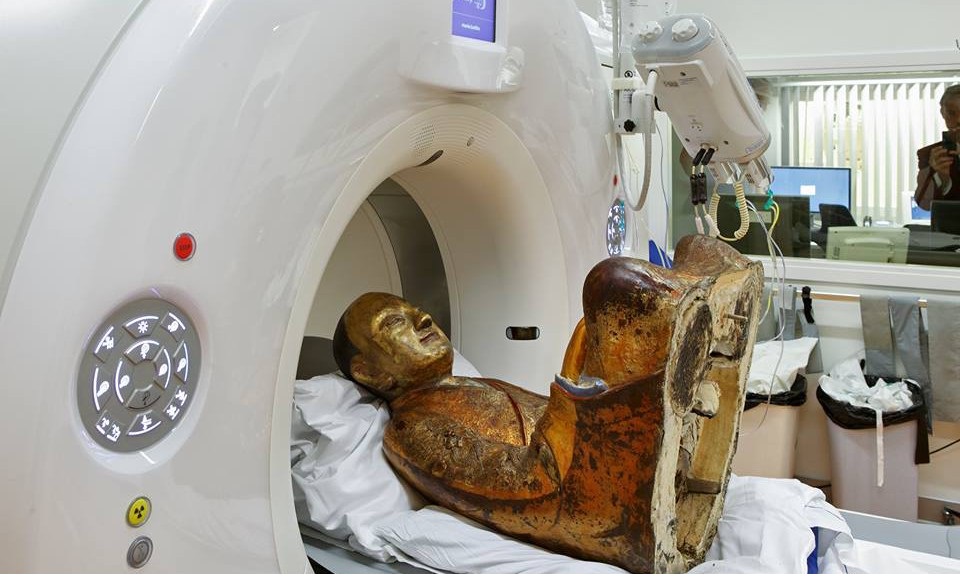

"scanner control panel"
[77,298,201,452]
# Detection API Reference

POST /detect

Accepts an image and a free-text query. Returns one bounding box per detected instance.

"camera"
[944,130,958,153]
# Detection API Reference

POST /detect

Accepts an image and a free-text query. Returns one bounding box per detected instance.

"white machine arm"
[614,13,772,193]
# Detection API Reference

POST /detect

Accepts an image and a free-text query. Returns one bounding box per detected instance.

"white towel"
[927,299,960,422]
[747,337,819,395]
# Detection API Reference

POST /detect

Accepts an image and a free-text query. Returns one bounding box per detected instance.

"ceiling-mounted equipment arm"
[631,14,772,191]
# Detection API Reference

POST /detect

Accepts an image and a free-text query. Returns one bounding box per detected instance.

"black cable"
[701,147,716,165]
[692,148,707,166]
[802,286,815,324]
[696,171,708,205]
[930,438,960,456]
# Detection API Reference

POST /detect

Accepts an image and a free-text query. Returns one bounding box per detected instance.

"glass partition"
[671,73,960,268]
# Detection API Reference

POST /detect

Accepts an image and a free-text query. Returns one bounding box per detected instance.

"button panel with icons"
[77,299,201,452]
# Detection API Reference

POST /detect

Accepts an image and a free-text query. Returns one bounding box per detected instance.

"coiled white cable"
[708,179,750,240]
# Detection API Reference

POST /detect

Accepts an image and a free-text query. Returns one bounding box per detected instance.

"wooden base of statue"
[383,235,763,573]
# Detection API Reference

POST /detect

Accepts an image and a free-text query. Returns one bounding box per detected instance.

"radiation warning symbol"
[126,496,152,528]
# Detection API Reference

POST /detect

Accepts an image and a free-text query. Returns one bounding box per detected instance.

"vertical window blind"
[777,78,960,221]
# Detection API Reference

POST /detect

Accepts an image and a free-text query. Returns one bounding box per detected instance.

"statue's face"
[345,293,453,399]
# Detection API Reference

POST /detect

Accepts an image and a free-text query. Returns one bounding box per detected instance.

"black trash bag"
[744,374,807,411]
[816,375,929,465]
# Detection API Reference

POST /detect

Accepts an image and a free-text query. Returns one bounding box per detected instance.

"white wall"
[644,0,960,75]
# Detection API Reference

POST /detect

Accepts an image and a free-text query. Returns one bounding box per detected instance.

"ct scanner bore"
[297,179,451,380]
[0,1,612,571]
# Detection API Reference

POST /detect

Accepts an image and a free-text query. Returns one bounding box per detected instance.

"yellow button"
[126,496,151,527]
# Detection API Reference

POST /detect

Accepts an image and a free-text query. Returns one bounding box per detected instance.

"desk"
[906,230,960,267]
[908,230,960,251]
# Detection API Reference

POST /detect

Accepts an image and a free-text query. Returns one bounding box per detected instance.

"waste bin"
[817,378,928,522]
[733,375,806,479]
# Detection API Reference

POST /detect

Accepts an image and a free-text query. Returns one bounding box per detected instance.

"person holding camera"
[916,84,960,210]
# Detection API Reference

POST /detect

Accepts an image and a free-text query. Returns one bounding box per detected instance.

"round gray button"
[127,536,153,568]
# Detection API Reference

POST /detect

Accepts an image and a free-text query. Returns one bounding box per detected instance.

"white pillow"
[290,373,424,560]
[453,348,482,377]
[289,346,479,561]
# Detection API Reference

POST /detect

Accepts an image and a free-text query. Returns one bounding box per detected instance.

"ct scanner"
[0,0,615,571]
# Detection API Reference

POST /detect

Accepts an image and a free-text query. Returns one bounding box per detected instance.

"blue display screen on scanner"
[452,0,496,43]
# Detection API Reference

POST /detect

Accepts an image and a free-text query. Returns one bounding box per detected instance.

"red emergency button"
[173,233,196,261]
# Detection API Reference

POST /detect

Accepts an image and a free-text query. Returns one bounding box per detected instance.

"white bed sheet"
[839,539,960,573]
[291,370,956,574]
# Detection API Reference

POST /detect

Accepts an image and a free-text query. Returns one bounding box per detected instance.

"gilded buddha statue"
[331,234,763,572]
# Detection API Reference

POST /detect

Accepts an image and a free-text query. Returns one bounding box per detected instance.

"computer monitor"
[910,198,931,222]
[770,166,851,212]
[714,195,811,258]
[931,200,960,235]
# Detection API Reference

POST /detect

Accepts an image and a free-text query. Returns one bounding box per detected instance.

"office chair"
[931,200,960,235]
[811,204,857,248]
